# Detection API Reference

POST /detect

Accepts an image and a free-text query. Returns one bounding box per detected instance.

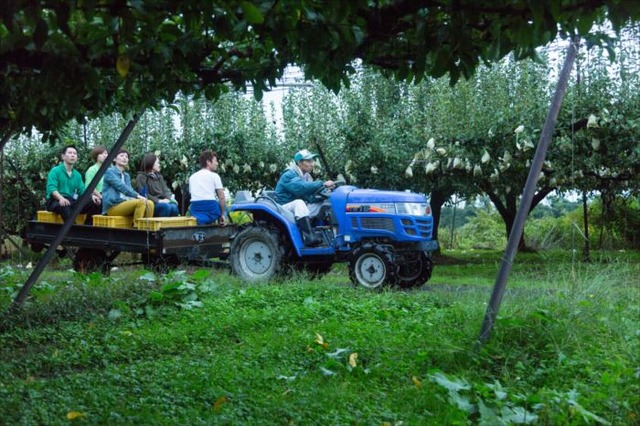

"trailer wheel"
[349,244,397,290]
[397,252,433,288]
[229,226,286,282]
[143,253,180,273]
[73,248,108,274]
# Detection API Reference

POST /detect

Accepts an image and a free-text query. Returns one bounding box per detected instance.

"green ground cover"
[0,250,638,425]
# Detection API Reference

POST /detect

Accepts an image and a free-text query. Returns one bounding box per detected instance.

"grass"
[0,250,638,425]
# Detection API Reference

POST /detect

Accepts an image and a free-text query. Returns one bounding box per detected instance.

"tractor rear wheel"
[229,226,286,283]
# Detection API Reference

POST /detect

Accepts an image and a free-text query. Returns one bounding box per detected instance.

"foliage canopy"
[2,0,639,138]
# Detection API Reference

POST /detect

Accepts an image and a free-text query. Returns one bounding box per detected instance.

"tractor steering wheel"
[313,178,346,201]
[313,185,332,201]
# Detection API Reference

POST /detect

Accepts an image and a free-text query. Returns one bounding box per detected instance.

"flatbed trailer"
[25,220,236,273]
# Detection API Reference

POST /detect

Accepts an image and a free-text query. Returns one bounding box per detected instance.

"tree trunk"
[484,186,555,251]
[501,207,528,251]
[429,189,450,255]
[484,190,527,250]
[449,197,457,249]
[0,130,14,152]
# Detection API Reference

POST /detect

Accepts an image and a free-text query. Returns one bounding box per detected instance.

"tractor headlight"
[395,202,431,217]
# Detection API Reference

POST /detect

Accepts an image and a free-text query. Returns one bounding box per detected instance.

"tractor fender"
[231,201,306,255]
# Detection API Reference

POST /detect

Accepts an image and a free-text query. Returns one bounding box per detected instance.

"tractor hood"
[330,186,431,217]
[343,187,427,204]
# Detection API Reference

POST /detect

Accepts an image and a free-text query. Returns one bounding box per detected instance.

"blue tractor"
[228,184,438,289]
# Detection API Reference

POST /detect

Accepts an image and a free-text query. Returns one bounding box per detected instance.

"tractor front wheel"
[349,244,397,290]
[397,252,433,288]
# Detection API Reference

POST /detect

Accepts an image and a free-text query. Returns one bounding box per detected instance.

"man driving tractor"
[274,149,335,247]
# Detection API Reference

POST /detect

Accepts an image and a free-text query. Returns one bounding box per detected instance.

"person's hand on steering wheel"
[313,180,335,201]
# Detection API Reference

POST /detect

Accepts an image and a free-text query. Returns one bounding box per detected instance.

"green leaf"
[449,392,475,413]
[177,300,204,310]
[500,406,539,425]
[576,13,595,35]
[429,372,471,392]
[199,280,217,293]
[148,291,164,302]
[107,309,123,320]
[478,399,505,426]
[240,1,264,24]
[138,271,156,282]
[191,269,210,281]
[569,401,611,425]
[319,366,336,376]
[161,281,182,293]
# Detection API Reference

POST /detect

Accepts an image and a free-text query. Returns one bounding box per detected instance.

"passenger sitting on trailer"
[84,145,108,200]
[188,150,226,226]
[135,153,179,217]
[102,149,154,226]
[45,145,102,225]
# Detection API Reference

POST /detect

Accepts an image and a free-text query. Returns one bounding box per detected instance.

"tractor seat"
[256,192,296,223]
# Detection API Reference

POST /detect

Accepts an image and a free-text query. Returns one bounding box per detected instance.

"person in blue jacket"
[274,149,334,247]
[102,149,154,225]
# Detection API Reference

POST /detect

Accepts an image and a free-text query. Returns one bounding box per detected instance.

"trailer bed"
[25,221,236,271]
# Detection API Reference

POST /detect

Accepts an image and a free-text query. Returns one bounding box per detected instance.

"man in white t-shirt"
[188,150,226,226]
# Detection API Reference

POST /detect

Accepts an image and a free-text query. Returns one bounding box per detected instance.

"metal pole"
[7,113,143,309]
[477,39,579,345]
[0,148,4,258]
[582,191,590,262]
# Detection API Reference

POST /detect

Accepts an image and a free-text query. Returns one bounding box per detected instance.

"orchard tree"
[554,29,640,248]
[281,81,347,172]
[561,30,640,197]
[282,71,423,188]
[402,57,561,249]
[3,0,638,145]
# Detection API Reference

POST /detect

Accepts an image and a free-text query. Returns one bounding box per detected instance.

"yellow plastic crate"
[92,215,133,228]
[229,210,252,225]
[135,217,197,231]
[37,210,87,225]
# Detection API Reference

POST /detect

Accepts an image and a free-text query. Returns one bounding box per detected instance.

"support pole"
[582,191,591,262]
[7,113,143,309]
[477,39,579,345]
[0,149,4,254]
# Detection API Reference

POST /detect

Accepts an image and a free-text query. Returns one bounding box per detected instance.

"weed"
[0,250,638,424]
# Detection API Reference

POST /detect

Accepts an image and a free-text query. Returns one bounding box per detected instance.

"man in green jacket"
[46,145,102,224]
